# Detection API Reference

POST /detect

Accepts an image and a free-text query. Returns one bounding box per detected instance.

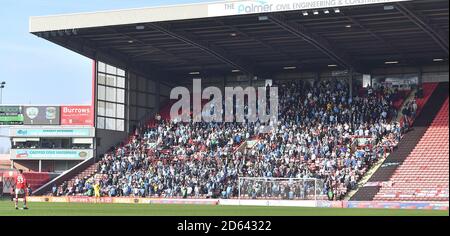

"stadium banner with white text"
[11,149,92,160]
[208,0,411,17]
[0,106,24,125]
[24,197,449,210]
[60,105,94,126]
[344,201,449,210]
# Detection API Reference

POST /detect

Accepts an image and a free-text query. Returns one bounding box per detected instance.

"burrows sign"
[208,0,410,17]
[60,105,94,126]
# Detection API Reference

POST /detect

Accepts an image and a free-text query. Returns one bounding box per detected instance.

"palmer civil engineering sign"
[208,0,410,17]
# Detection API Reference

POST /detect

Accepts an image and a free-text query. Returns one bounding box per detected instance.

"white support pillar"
[39,160,42,173]
[314,179,317,201]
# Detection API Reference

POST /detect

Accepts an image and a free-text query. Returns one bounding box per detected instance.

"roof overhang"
[29,0,449,80]
[30,0,412,33]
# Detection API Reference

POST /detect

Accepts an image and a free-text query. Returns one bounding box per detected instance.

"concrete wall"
[95,129,128,157]
[12,160,81,173]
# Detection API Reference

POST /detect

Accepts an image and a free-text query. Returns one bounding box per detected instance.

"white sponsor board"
[11,149,93,160]
[219,199,317,207]
[25,197,449,210]
[208,0,410,17]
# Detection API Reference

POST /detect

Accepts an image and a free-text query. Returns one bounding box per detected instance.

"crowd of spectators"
[401,99,418,129]
[54,79,405,200]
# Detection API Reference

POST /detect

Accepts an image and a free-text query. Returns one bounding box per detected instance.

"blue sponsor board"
[13,128,92,137]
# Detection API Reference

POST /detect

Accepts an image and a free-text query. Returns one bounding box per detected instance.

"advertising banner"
[12,149,92,160]
[11,128,94,137]
[23,106,60,125]
[61,105,94,126]
[208,0,410,17]
[346,201,449,210]
[67,196,114,204]
[0,106,23,125]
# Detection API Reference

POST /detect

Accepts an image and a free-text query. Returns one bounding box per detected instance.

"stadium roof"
[29,0,449,79]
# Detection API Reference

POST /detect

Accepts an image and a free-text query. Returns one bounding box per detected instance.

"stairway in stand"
[350,82,449,201]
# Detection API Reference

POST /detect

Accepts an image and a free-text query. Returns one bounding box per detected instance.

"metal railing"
[33,156,96,196]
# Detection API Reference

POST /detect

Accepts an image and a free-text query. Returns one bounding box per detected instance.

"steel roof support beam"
[215,19,305,70]
[395,3,449,55]
[268,13,360,72]
[343,14,418,66]
[147,22,255,76]
[43,34,171,80]
[106,28,196,65]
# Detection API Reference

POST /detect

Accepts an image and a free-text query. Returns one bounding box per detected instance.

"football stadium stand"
[351,82,449,201]
[374,97,449,201]
[39,79,410,200]
[26,1,449,206]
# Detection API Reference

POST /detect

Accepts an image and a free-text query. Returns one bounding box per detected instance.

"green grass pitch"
[0,200,448,216]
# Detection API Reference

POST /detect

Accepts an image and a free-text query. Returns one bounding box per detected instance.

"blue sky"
[0,0,212,152]
[0,0,213,105]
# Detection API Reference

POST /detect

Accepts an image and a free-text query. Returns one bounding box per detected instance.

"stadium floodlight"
[385,61,399,64]
[433,58,444,62]
[328,64,338,67]
[232,69,241,73]
[302,11,309,16]
[128,40,134,44]
[230,33,237,37]
[384,5,395,11]
[334,8,340,13]
[0,81,5,104]
[283,66,297,70]
[313,10,319,15]
[345,24,352,28]
[324,9,330,14]
[189,71,200,75]
[136,25,145,30]
[258,16,269,21]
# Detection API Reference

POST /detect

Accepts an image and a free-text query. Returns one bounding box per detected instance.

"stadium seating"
[23,172,51,192]
[48,79,412,201]
[374,97,449,201]
[414,83,438,118]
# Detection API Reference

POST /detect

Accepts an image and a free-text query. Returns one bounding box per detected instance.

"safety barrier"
[26,197,448,210]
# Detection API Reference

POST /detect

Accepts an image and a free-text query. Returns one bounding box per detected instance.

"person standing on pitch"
[94,181,101,198]
[14,169,29,210]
